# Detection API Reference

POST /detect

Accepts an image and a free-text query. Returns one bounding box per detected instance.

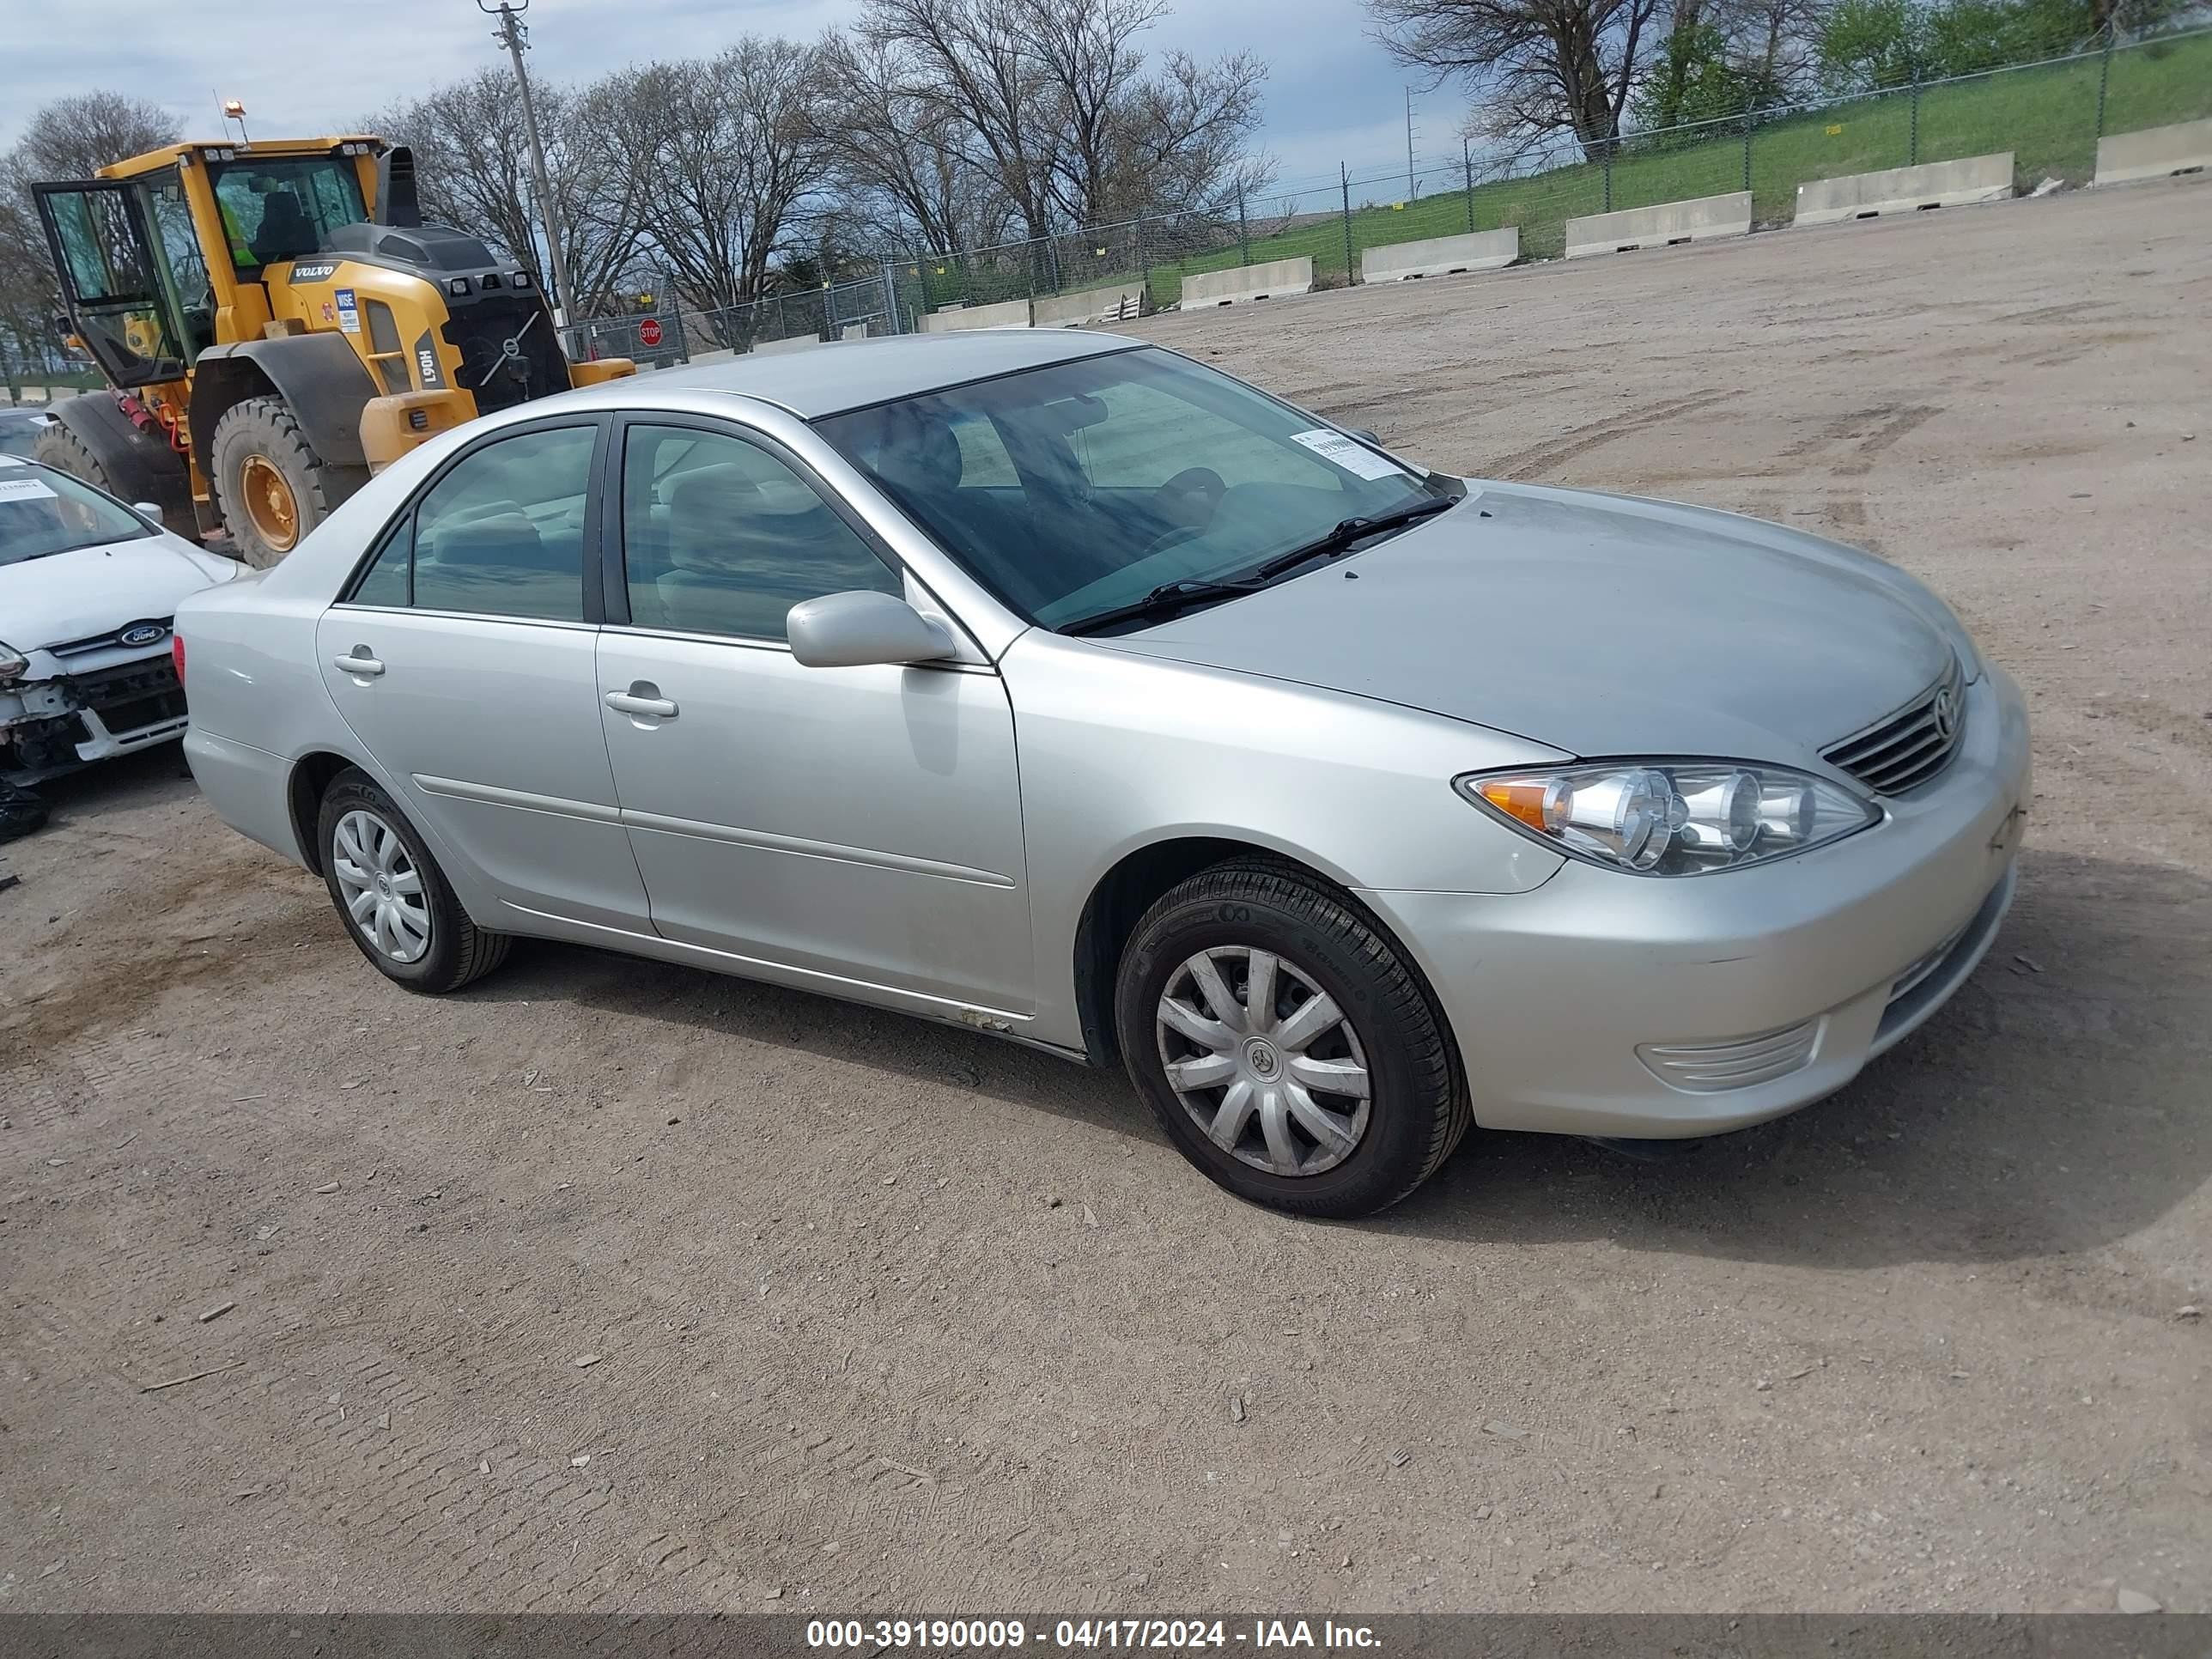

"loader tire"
[31,422,114,491]
[210,396,363,568]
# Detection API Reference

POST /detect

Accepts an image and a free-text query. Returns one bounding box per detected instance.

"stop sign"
[639,317,664,348]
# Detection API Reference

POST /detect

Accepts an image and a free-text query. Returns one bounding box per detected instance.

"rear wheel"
[31,422,113,490]
[210,396,363,568]
[1114,859,1470,1218]
[316,769,510,994]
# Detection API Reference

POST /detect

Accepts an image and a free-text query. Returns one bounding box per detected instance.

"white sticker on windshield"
[0,474,58,502]
[1290,428,1406,481]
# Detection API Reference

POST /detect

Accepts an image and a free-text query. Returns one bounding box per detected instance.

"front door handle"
[605,686,678,719]
[333,650,385,677]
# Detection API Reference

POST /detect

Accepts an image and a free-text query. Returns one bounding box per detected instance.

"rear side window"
[343,425,596,621]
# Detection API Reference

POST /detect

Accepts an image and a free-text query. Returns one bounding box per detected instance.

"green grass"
[901,29,2212,316]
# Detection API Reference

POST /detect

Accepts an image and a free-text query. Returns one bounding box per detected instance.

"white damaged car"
[1,454,238,784]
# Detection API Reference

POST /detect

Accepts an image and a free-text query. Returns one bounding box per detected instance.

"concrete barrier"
[1359,228,1519,282]
[754,334,824,355]
[1033,281,1145,327]
[1564,191,1752,258]
[1793,153,2013,226]
[2094,118,2212,185]
[921,298,1034,332]
[1182,257,1313,307]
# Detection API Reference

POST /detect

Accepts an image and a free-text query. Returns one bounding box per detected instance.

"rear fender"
[188,334,378,481]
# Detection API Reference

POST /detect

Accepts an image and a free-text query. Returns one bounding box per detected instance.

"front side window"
[817,346,1443,629]
[345,425,595,621]
[618,424,900,642]
[0,459,152,566]
[210,156,366,275]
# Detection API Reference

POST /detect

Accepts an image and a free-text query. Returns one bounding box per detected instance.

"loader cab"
[35,139,383,384]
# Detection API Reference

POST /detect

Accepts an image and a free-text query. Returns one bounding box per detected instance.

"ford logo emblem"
[120,622,167,648]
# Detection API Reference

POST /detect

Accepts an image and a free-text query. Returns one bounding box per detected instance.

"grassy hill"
[908,28,2211,314]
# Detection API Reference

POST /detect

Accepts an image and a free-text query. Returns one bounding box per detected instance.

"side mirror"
[132,501,165,526]
[787,589,956,669]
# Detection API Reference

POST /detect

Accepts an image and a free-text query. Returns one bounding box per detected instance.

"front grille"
[48,617,172,659]
[1823,656,1966,795]
[1638,1018,1822,1093]
[444,295,572,415]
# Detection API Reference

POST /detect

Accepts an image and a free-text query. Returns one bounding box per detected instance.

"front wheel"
[1114,860,1469,1218]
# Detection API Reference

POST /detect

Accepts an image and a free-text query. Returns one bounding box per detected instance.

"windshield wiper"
[1243,495,1460,586]
[1060,576,1268,637]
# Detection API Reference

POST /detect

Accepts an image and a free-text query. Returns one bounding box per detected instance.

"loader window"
[142,169,216,359]
[34,182,187,387]
[210,157,365,276]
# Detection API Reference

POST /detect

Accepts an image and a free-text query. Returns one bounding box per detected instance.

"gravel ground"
[2,179,2207,1615]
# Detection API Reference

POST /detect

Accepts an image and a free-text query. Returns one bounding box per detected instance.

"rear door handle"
[333,651,385,677]
[605,689,678,719]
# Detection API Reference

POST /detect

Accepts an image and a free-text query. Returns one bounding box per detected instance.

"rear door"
[315,416,652,933]
[33,180,191,387]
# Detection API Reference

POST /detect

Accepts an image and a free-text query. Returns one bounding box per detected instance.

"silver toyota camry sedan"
[176,330,2028,1217]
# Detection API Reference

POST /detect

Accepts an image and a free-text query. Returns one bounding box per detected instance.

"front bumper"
[1,652,189,783]
[1361,665,2032,1139]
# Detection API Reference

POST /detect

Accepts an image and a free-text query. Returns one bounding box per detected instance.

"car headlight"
[0,641,27,683]
[1455,761,1881,876]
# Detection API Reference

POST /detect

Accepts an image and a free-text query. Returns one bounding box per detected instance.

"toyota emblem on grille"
[1931,684,1960,741]
[119,622,167,648]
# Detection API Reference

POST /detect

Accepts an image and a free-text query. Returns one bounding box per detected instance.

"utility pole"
[478,0,575,326]
[1404,88,1417,199]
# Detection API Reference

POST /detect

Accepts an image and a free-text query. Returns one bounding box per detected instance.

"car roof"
[600,327,1143,421]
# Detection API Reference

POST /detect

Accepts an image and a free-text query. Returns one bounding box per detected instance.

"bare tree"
[813,31,1017,254]
[371,69,646,318]
[0,92,182,392]
[857,0,1065,242]
[621,38,836,333]
[850,0,1269,246]
[1370,0,1664,157]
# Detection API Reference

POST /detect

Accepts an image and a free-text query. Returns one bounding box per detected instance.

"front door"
[593,416,1032,1015]
[316,417,651,932]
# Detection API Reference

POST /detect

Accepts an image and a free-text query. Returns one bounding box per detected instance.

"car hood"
[5,533,235,654]
[1093,481,1960,767]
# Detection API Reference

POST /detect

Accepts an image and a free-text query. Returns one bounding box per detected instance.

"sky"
[0,0,1458,210]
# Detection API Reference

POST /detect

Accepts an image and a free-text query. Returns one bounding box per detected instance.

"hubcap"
[331,809,432,964]
[1155,945,1371,1176]
[238,453,300,552]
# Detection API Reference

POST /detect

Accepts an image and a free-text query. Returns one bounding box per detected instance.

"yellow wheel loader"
[32,137,634,565]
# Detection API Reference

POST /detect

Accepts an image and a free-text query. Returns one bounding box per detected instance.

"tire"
[1114,858,1470,1218]
[210,395,365,568]
[31,422,113,490]
[316,768,510,994]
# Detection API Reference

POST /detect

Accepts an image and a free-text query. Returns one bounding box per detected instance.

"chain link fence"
[561,20,2209,359]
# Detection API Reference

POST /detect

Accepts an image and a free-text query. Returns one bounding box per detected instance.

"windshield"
[817,347,1443,629]
[209,155,366,275]
[0,459,152,566]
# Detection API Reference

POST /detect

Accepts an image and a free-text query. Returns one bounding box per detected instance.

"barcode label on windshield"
[0,474,58,502]
[1290,428,1404,480]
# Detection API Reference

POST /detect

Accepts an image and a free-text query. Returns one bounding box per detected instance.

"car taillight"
[172,633,186,686]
